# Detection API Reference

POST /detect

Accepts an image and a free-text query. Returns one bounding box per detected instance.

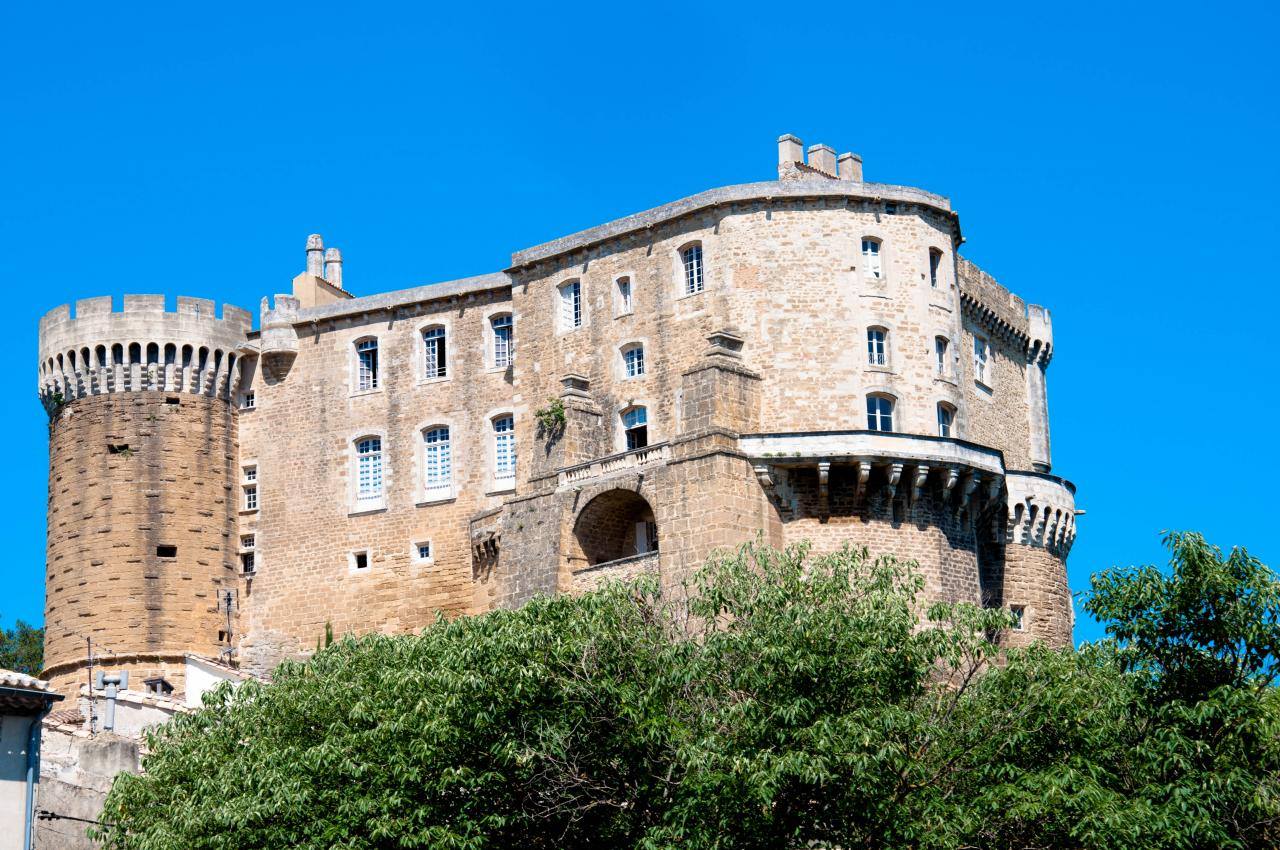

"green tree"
[96,536,1280,849]
[0,618,44,676]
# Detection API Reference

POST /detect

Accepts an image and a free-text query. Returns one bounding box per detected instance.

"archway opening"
[571,489,658,567]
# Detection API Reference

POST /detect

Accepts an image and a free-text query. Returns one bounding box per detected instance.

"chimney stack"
[306,234,324,277]
[838,152,863,182]
[778,134,803,166]
[807,144,836,176]
[324,247,343,289]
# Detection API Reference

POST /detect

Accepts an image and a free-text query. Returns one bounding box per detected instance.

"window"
[493,416,516,481]
[867,328,887,366]
[244,485,258,511]
[559,280,582,330]
[241,534,255,550]
[929,248,943,288]
[937,403,955,438]
[244,465,257,483]
[862,238,882,279]
[681,244,704,295]
[355,437,383,506]
[241,390,255,409]
[350,550,370,572]
[866,395,894,432]
[973,335,990,385]
[422,327,447,379]
[623,406,648,450]
[1010,605,1026,631]
[156,544,177,558]
[241,551,256,574]
[413,541,433,562]
[636,520,659,554]
[355,338,379,391]
[623,344,645,378]
[616,276,633,314]
[422,427,452,498]
[935,337,949,375]
[492,314,514,368]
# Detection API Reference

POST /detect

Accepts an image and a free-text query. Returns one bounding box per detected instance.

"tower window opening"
[937,402,956,438]
[866,395,894,432]
[107,443,131,455]
[867,328,888,366]
[862,238,882,279]
[929,248,943,288]
[350,550,370,572]
[156,544,177,558]
[681,244,704,295]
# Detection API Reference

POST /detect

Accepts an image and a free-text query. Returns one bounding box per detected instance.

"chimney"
[838,152,863,182]
[324,247,343,289]
[305,234,324,277]
[807,144,836,176]
[777,133,804,177]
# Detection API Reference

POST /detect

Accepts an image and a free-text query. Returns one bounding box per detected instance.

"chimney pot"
[324,247,343,289]
[807,144,836,176]
[305,234,324,277]
[777,134,804,166]
[838,152,863,182]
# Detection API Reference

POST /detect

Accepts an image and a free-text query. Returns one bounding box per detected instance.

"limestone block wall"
[43,392,238,699]
[236,281,516,675]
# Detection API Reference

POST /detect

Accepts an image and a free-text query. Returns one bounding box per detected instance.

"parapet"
[38,296,252,406]
[1003,471,1077,556]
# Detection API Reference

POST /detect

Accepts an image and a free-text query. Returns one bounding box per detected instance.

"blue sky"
[2,2,1276,644]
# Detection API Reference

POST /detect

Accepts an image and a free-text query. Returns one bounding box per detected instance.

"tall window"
[559,280,582,330]
[422,427,451,497]
[422,327,447,379]
[623,343,645,378]
[681,244,704,295]
[355,437,383,505]
[355,338,379,391]
[492,314,513,368]
[866,395,894,432]
[973,335,990,384]
[867,328,887,366]
[623,406,648,450]
[935,336,950,375]
[616,276,633,314]
[862,238,882,279]
[937,403,955,437]
[244,484,258,511]
[493,416,515,480]
[929,248,942,288]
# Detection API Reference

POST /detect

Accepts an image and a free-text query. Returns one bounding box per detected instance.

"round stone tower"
[37,295,251,700]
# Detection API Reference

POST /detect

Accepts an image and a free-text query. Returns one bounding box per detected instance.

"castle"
[37,135,1078,700]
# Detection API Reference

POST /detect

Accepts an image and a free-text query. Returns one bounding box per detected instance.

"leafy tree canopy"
[99,534,1280,849]
[0,618,43,676]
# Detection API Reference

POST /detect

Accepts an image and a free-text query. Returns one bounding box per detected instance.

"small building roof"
[0,667,63,713]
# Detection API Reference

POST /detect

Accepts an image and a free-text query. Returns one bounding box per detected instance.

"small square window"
[350,550,370,572]
[242,391,255,409]
[107,443,131,455]
[156,544,177,558]
[241,534,255,550]
[413,541,433,562]
[244,466,257,483]
[143,677,173,697]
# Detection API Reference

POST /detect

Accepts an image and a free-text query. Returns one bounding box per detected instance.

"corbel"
[885,462,904,501]
[854,460,871,502]
[910,465,930,505]
[817,461,831,518]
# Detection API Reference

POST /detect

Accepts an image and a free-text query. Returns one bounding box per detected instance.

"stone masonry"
[36,134,1079,699]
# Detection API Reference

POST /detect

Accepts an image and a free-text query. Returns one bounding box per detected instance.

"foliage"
[0,618,44,676]
[533,397,566,436]
[97,535,1280,849]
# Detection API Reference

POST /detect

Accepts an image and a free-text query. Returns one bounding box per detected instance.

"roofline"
[508,178,958,270]
[289,271,512,326]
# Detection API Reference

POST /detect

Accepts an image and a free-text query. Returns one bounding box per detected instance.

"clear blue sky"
[3,2,1276,644]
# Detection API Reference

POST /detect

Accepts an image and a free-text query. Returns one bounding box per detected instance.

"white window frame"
[241,463,258,512]
[348,549,371,574]
[866,327,888,367]
[353,337,379,393]
[558,279,583,332]
[491,414,516,486]
[622,343,645,379]
[412,540,434,564]
[973,334,991,386]
[421,425,453,501]
[679,243,705,296]
[935,336,950,376]
[353,435,386,512]
[866,394,894,432]
[241,390,255,410]
[937,402,955,438]
[622,405,649,451]
[615,275,633,316]
[421,324,448,381]
[490,313,514,370]
[862,237,883,280]
[243,484,258,512]
[929,248,943,288]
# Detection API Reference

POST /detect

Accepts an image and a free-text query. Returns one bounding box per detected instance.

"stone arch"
[569,488,658,568]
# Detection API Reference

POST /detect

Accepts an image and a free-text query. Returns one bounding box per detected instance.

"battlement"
[1003,471,1078,556]
[38,295,252,405]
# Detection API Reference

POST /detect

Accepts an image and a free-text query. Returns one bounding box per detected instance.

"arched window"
[354,437,383,506]
[112,344,124,367]
[622,406,648,450]
[146,343,160,365]
[559,280,582,330]
[422,326,447,379]
[492,415,516,480]
[130,343,143,365]
[862,238,882,279]
[681,243,704,295]
[935,336,950,376]
[492,314,514,368]
[422,426,452,498]
[355,337,379,391]
[973,335,990,385]
[867,327,888,366]
[937,402,956,438]
[616,276,633,315]
[929,248,943,288]
[622,343,645,378]
[866,394,894,432]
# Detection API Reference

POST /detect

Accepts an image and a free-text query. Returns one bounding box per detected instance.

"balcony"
[558,442,671,488]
